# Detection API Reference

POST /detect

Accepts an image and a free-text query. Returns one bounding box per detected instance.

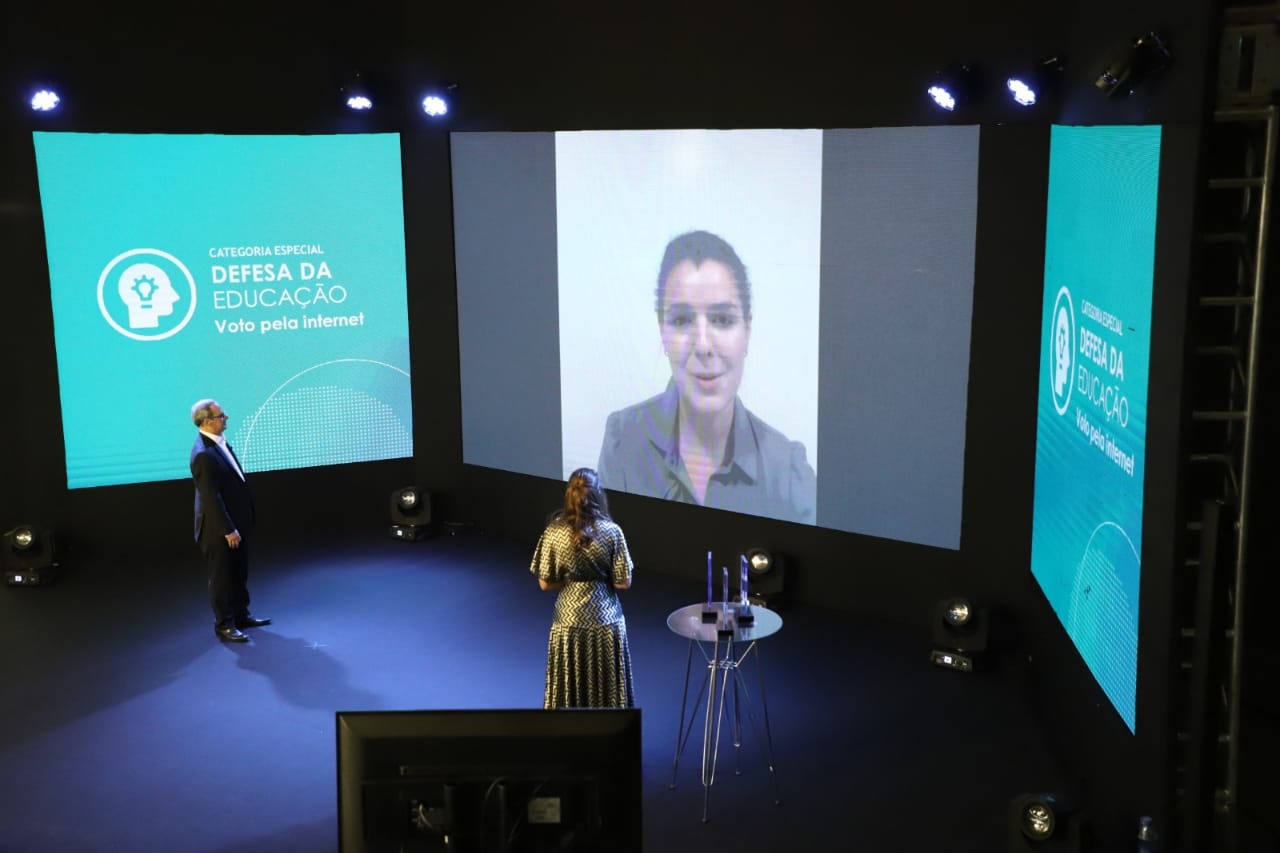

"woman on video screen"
[597,230,815,524]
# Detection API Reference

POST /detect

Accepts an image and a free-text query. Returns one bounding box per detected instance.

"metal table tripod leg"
[672,638,715,790]
[731,656,743,776]
[701,631,736,822]
[754,644,781,804]
[670,637,697,788]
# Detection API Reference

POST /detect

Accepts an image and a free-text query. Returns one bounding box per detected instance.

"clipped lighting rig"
[4,524,60,585]
[340,71,375,112]
[743,546,788,610]
[1006,55,1066,108]
[926,63,982,113]
[29,87,62,113]
[1095,31,1172,98]
[419,83,458,119]
[22,74,66,115]
[929,595,988,672]
[389,486,433,541]
[1007,792,1090,851]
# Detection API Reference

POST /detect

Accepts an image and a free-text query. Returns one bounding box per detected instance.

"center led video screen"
[451,128,979,548]
[32,132,413,489]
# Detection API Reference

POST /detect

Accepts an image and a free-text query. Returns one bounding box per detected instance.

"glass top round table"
[666,601,783,643]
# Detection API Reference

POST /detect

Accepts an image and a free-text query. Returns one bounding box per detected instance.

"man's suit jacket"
[190,434,255,547]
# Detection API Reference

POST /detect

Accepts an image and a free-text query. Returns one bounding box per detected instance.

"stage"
[0,527,1068,852]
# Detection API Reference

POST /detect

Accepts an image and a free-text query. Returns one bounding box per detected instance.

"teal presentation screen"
[32,132,413,489]
[1031,124,1161,733]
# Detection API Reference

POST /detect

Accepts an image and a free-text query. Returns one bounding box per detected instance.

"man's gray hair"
[191,398,219,427]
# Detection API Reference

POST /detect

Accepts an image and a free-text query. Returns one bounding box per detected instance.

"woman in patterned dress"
[530,467,635,708]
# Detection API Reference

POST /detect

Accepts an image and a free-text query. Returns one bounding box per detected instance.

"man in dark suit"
[190,398,270,643]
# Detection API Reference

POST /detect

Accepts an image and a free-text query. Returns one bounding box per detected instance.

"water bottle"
[1136,815,1158,853]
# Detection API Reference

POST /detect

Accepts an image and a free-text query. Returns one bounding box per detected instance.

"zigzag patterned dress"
[530,518,635,708]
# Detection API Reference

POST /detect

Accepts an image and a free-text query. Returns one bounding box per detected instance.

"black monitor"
[336,707,642,853]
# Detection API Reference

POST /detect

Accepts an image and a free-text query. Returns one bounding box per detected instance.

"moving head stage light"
[389,487,432,541]
[4,525,60,585]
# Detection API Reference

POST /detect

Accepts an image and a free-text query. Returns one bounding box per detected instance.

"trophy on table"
[701,551,718,623]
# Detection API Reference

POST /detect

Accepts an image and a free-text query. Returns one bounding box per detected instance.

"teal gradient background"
[1031,125,1162,733]
[32,132,412,488]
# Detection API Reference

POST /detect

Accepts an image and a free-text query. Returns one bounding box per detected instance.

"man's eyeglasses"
[206,413,228,421]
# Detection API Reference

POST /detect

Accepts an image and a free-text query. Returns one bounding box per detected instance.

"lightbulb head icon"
[117,262,180,328]
[1053,305,1071,395]
[1050,285,1075,415]
[97,248,197,341]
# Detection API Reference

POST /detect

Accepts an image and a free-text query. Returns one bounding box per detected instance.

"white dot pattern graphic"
[233,385,412,471]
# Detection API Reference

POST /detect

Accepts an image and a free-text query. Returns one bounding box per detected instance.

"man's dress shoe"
[216,626,250,643]
[235,616,272,628]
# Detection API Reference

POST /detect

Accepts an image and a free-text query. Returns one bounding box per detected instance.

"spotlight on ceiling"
[926,63,981,112]
[1095,31,1172,98]
[389,486,432,541]
[743,546,788,610]
[4,524,59,585]
[28,86,62,113]
[1006,56,1065,107]
[420,84,457,119]
[1007,792,1089,851]
[340,72,375,111]
[929,595,989,672]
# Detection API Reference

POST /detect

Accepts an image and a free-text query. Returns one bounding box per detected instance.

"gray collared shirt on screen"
[597,382,816,525]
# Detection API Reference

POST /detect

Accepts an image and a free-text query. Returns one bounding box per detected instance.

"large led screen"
[452,128,978,548]
[1031,124,1162,733]
[32,132,413,489]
